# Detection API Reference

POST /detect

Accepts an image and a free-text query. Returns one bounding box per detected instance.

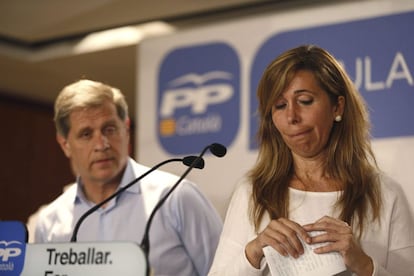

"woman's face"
[271,70,344,159]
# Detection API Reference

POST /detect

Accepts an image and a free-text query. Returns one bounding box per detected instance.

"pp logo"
[158,43,240,155]
[0,241,22,261]
[0,221,27,276]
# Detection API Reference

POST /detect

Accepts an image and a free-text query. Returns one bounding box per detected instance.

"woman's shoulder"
[378,173,413,216]
[232,176,252,198]
[379,173,405,198]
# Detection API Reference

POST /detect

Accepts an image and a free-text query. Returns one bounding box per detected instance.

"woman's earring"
[335,115,342,122]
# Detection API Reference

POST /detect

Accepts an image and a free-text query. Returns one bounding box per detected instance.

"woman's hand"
[303,216,373,276]
[245,217,311,268]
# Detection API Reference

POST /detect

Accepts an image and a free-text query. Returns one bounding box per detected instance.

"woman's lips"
[289,129,311,138]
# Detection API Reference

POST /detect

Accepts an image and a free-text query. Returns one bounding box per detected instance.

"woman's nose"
[287,104,300,125]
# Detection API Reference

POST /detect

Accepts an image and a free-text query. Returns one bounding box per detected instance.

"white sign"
[21,242,147,276]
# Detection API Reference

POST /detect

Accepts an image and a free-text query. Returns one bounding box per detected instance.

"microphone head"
[182,156,205,169]
[209,143,227,157]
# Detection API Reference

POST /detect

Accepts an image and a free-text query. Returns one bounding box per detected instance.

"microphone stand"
[68,155,207,276]
[140,143,226,258]
[71,158,183,242]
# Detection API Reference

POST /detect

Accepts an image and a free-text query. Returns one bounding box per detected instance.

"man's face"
[57,100,130,187]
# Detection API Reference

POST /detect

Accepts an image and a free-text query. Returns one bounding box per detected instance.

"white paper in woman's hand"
[263,231,346,276]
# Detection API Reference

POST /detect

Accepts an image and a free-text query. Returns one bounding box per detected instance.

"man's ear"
[125,117,131,139]
[125,117,131,132]
[56,133,71,158]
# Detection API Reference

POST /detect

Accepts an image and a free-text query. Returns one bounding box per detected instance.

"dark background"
[0,94,136,225]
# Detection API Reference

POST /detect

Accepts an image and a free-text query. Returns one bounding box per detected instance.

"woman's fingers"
[303,216,347,253]
[303,215,351,235]
[265,218,310,258]
[247,217,314,267]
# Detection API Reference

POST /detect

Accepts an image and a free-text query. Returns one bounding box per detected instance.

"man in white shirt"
[34,79,223,276]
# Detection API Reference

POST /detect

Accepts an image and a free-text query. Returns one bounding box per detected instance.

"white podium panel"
[21,242,147,276]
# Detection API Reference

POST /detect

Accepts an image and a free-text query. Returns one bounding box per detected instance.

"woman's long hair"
[249,45,382,237]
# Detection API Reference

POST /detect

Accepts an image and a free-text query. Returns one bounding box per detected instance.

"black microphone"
[70,156,204,242]
[140,143,227,259]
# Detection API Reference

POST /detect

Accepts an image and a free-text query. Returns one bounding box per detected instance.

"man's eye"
[79,132,91,139]
[104,126,117,135]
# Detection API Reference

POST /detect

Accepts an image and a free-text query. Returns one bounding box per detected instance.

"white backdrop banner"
[137,0,414,218]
